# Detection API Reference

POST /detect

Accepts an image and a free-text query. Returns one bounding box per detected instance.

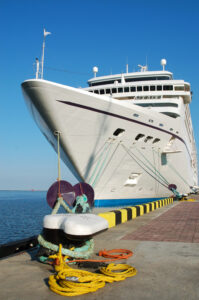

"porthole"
[113,128,125,136]
[159,123,164,127]
[133,113,139,117]
[144,136,153,143]
[135,134,145,141]
[153,138,160,144]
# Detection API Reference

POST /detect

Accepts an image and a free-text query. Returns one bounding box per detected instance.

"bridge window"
[175,86,184,91]
[150,86,155,91]
[185,85,190,91]
[118,88,123,93]
[112,88,117,93]
[130,86,136,92]
[163,85,173,90]
[106,89,110,94]
[100,89,105,94]
[157,85,162,91]
[124,87,129,92]
[143,86,149,91]
[137,86,142,91]
[94,90,99,94]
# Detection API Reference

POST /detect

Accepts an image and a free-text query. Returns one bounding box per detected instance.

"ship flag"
[44,28,51,37]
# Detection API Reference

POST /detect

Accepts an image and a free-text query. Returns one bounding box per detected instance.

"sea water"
[0,190,51,245]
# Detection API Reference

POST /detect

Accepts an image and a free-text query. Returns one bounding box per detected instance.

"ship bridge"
[83,65,191,119]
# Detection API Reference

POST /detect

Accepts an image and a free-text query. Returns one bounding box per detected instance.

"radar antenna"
[138,64,148,72]
[161,59,167,71]
[93,66,98,78]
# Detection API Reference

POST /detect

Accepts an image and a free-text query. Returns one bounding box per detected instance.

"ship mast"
[40,28,51,79]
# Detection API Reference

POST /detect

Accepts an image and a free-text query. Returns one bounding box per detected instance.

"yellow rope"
[48,245,137,296]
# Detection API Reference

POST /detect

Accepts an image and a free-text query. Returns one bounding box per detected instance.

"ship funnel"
[161,58,167,71]
[93,66,98,77]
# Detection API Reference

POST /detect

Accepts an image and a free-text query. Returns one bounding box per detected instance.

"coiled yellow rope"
[48,245,137,296]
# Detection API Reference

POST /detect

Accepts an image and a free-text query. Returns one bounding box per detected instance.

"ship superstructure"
[21,59,198,206]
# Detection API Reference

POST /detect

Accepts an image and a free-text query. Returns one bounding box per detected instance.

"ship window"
[144,136,153,143]
[163,85,173,90]
[106,89,110,94]
[175,86,184,91]
[157,85,162,91]
[162,112,179,118]
[124,87,129,92]
[100,89,105,94]
[137,86,142,91]
[112,88,117,93]
[90,79,121,87]
[153,138,160,144]
[118,88,123,93]
[143,86,149,91]
[150,86,155,91]
[131,86,136,92]
[113,128,125,136]
[185,84,190,91]
[135,134,145,141]
[125,76,171,82]
[133,113,139,117]
[136,103,178,107]
[94,90,99,94]
[161,153,167,165]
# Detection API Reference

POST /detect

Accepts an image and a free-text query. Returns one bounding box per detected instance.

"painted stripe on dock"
[98,198,173,228]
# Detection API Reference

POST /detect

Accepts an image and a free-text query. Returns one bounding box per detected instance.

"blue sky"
[1,0,199,190]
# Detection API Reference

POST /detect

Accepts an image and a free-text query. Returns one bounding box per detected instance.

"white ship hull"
[21,79,197,206]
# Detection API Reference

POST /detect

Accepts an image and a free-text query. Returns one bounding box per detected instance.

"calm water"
[0,190,52,245]
[0,191,123,245]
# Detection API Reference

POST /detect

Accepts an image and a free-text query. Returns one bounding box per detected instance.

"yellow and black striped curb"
[98,198,173,228]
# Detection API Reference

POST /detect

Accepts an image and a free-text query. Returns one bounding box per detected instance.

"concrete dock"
[1,196,199,300]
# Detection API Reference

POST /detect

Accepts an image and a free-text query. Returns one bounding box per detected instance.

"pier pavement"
[0,195,199,300]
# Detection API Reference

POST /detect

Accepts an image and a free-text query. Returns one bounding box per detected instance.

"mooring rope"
[135,146,170,186]
[48,245,137,296]
[121,144,169,189]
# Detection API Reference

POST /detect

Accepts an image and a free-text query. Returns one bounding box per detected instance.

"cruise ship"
[21,59,198,207]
